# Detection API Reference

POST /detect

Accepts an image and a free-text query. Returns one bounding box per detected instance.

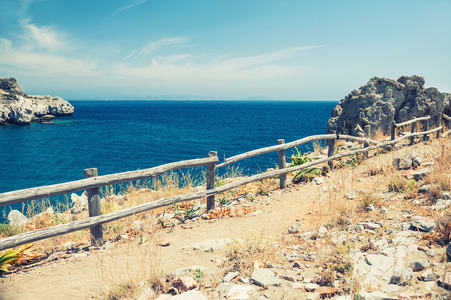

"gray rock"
[365,254,395,272]
[347,224,364,231]
[70,191,88,214]
[282,274,295,282]
[365,222,380,230]
[250,269,282,287]
[418,269,437,281]
[442,192,451,200]
[223,271,239,282]
[390,267,413,285]
[409,259,430,271]
[411,216,436,232]
[171,290,207,300]
[396,157,412,170]
[103,242,114,251]
[433,199,451,210]
[365,204,375,212]
[287,221,301,234]
[304,283,320,292]
[190,238,232,252]
[215,283,257,299]
[380,206,389,214]
[0,77,74,125]
[326,75,450,137]
[360,290,398,300]
[446,242,451,259]
[172,265,207,277]
[418,185,431,194]
[7,210,28,227]
[413,168,431,181]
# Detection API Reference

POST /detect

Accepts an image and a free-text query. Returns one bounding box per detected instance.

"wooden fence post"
[206,151,218,211]
[327,138,335,169]
[390,121,396,141]
[84,168,104,246]
[363,125,370,158]
[437,114,442,139]
[423,116,430,141]
[277,139,287,189]
[410,119,416,145]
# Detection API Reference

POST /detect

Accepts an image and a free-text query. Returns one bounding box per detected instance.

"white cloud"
[114,43,322,84]
[0,38,100,77]
[20,18,69,51]
[109,0,148,18]
[125,37,189,60]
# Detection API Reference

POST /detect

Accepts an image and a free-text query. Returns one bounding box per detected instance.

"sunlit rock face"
[0,77,74,125]
[327,75,451,136]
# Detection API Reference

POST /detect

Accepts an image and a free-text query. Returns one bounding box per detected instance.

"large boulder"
[0,77,74,125]
[327,75,451,136]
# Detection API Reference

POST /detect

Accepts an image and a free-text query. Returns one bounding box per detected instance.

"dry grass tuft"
[96,232,164,299]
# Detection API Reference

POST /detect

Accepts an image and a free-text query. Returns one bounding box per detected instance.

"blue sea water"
[0,100,336,221]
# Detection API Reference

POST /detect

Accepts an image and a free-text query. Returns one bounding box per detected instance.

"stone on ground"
[250,269,282,287]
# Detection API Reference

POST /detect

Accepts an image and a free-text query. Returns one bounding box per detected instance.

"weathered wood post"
[277,139,287,189]
[84,168,104,246]
[410,119,416,145]
[390,121,396,141]
[327,138,335,169]
[423,116,430,141]
[363,125,371,158]
[206,151,218,211]
[436,114,442,139]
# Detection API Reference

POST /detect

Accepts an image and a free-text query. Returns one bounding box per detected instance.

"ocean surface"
[0,100,336,221]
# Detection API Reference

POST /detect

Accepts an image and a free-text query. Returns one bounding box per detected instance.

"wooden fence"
[0,114,448,251]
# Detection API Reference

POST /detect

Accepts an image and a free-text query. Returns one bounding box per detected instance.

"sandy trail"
[0,183,326,300]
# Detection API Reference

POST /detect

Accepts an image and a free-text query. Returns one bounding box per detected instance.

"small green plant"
[194,268,203,279]
[289,147,312,167]
[0,251,21,272]
[219,197,228,205]
[387,85,393,90]
[256,184,269,196]
[370,76,380,81]
[0,243,33,272]
[292,167,321,184]
[184,207,200,220]
[342,155,363,168]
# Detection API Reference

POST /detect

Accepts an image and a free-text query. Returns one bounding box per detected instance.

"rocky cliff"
[0,77,74,125]
[327,75,451,136]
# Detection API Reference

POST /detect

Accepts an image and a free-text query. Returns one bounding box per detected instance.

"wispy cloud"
[0,38,100,77]
[114,42,322,85]
[19,18,69,51]
[125,37,189,60]
[109,0,148,18]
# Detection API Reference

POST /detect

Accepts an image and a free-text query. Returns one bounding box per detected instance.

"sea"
[0,100,337,222]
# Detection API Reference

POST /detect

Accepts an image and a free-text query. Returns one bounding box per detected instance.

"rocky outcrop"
[327,75,451,136]
[0,77,74,125]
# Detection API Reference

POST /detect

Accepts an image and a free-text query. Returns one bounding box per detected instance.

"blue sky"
[0,0,450,100]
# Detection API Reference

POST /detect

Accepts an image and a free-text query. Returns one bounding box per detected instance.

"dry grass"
[224,232,280,276]
[95,232,164,299]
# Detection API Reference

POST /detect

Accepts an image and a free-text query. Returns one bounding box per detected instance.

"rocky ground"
[2,138,451,300]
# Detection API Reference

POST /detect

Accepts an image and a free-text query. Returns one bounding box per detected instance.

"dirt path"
[0,184,326,299]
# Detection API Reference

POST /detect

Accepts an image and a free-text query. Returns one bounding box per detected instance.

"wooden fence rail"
[0,157,218,207]
[0,114,448,251]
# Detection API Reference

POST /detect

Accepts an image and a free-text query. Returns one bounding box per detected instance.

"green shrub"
[0,224,22,238]
[292,167,322,183]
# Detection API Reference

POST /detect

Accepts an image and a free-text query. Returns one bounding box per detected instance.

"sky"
[0,0,450,100]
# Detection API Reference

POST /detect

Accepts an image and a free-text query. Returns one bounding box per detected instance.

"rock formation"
[0,77,74,125]
[327,75,451,136]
